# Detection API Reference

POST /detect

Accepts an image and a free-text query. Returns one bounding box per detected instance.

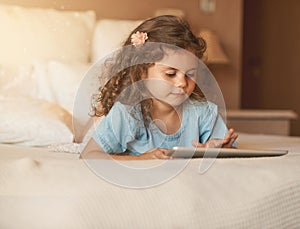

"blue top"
[93,100,230,155]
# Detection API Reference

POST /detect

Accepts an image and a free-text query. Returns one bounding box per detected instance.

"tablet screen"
[166,147,288,158]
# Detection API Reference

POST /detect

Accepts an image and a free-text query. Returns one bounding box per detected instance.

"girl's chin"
[162,99,187,108]
[151,98,180,107]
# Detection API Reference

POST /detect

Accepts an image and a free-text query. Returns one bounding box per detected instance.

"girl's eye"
[186,73,195,78]
[165,72,176,77]
[186,71,196,78]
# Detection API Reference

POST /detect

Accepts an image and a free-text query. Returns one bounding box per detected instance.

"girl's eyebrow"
[160,65,197,72]
[159,66,177,70]
[186,67,197,72]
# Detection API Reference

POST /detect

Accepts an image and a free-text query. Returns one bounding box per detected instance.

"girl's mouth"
[170,91,186,96]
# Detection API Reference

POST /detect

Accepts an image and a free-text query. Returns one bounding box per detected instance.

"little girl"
[81,15,238,160]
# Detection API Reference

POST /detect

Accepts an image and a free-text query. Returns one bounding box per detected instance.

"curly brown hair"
[92,15,207,126]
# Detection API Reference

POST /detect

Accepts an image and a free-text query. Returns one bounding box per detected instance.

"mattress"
[0,133,300,228]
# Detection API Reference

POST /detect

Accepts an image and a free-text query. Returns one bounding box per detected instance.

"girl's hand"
[192,128,238,148]
[222,128,239,148]
[139,148,171,159]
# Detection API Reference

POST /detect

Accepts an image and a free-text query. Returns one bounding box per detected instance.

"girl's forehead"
[156,49,200,72]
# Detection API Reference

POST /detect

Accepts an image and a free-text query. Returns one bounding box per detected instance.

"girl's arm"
[80,138,170,160]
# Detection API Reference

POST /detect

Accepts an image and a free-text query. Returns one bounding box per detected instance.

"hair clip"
[131,31,148,47]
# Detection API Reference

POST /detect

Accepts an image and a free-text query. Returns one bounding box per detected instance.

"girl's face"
[145,49,197,107]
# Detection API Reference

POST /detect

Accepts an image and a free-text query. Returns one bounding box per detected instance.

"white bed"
[1,133,300,228]
[0,3,300,228]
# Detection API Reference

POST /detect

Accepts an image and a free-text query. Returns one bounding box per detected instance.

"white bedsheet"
[0,133,300,228]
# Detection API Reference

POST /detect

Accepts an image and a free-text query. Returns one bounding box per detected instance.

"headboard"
[0,0,243,109]
[0,0,244,146]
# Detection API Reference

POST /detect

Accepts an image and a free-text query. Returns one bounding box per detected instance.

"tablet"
[166,146,288,158]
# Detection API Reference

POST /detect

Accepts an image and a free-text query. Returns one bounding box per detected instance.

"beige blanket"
[1,133,300,228]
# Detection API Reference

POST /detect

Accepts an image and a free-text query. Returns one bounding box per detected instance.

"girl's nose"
[174,72,187,88]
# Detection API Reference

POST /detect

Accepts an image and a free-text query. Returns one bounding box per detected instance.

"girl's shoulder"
[111,101,140,112]
[109,101,143,119]
[185,100,220,122]
[186,99,218,111]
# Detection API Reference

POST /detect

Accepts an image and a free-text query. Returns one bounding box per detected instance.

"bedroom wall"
[242,0,300,136]
[0,0,243,109]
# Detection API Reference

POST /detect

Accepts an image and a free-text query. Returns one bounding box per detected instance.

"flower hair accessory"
[131,31,148,47]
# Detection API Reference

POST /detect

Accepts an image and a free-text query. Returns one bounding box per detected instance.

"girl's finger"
[223,132,239,148]
[156,149,170,159]
[223,129,237,143]
[192,140,204,147]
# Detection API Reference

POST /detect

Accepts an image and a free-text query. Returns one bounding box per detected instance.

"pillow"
[0,64,37,97]
[33,60,91,114]
[0,96,73,146]
[91,19,143,62]
[0,4,96,66]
